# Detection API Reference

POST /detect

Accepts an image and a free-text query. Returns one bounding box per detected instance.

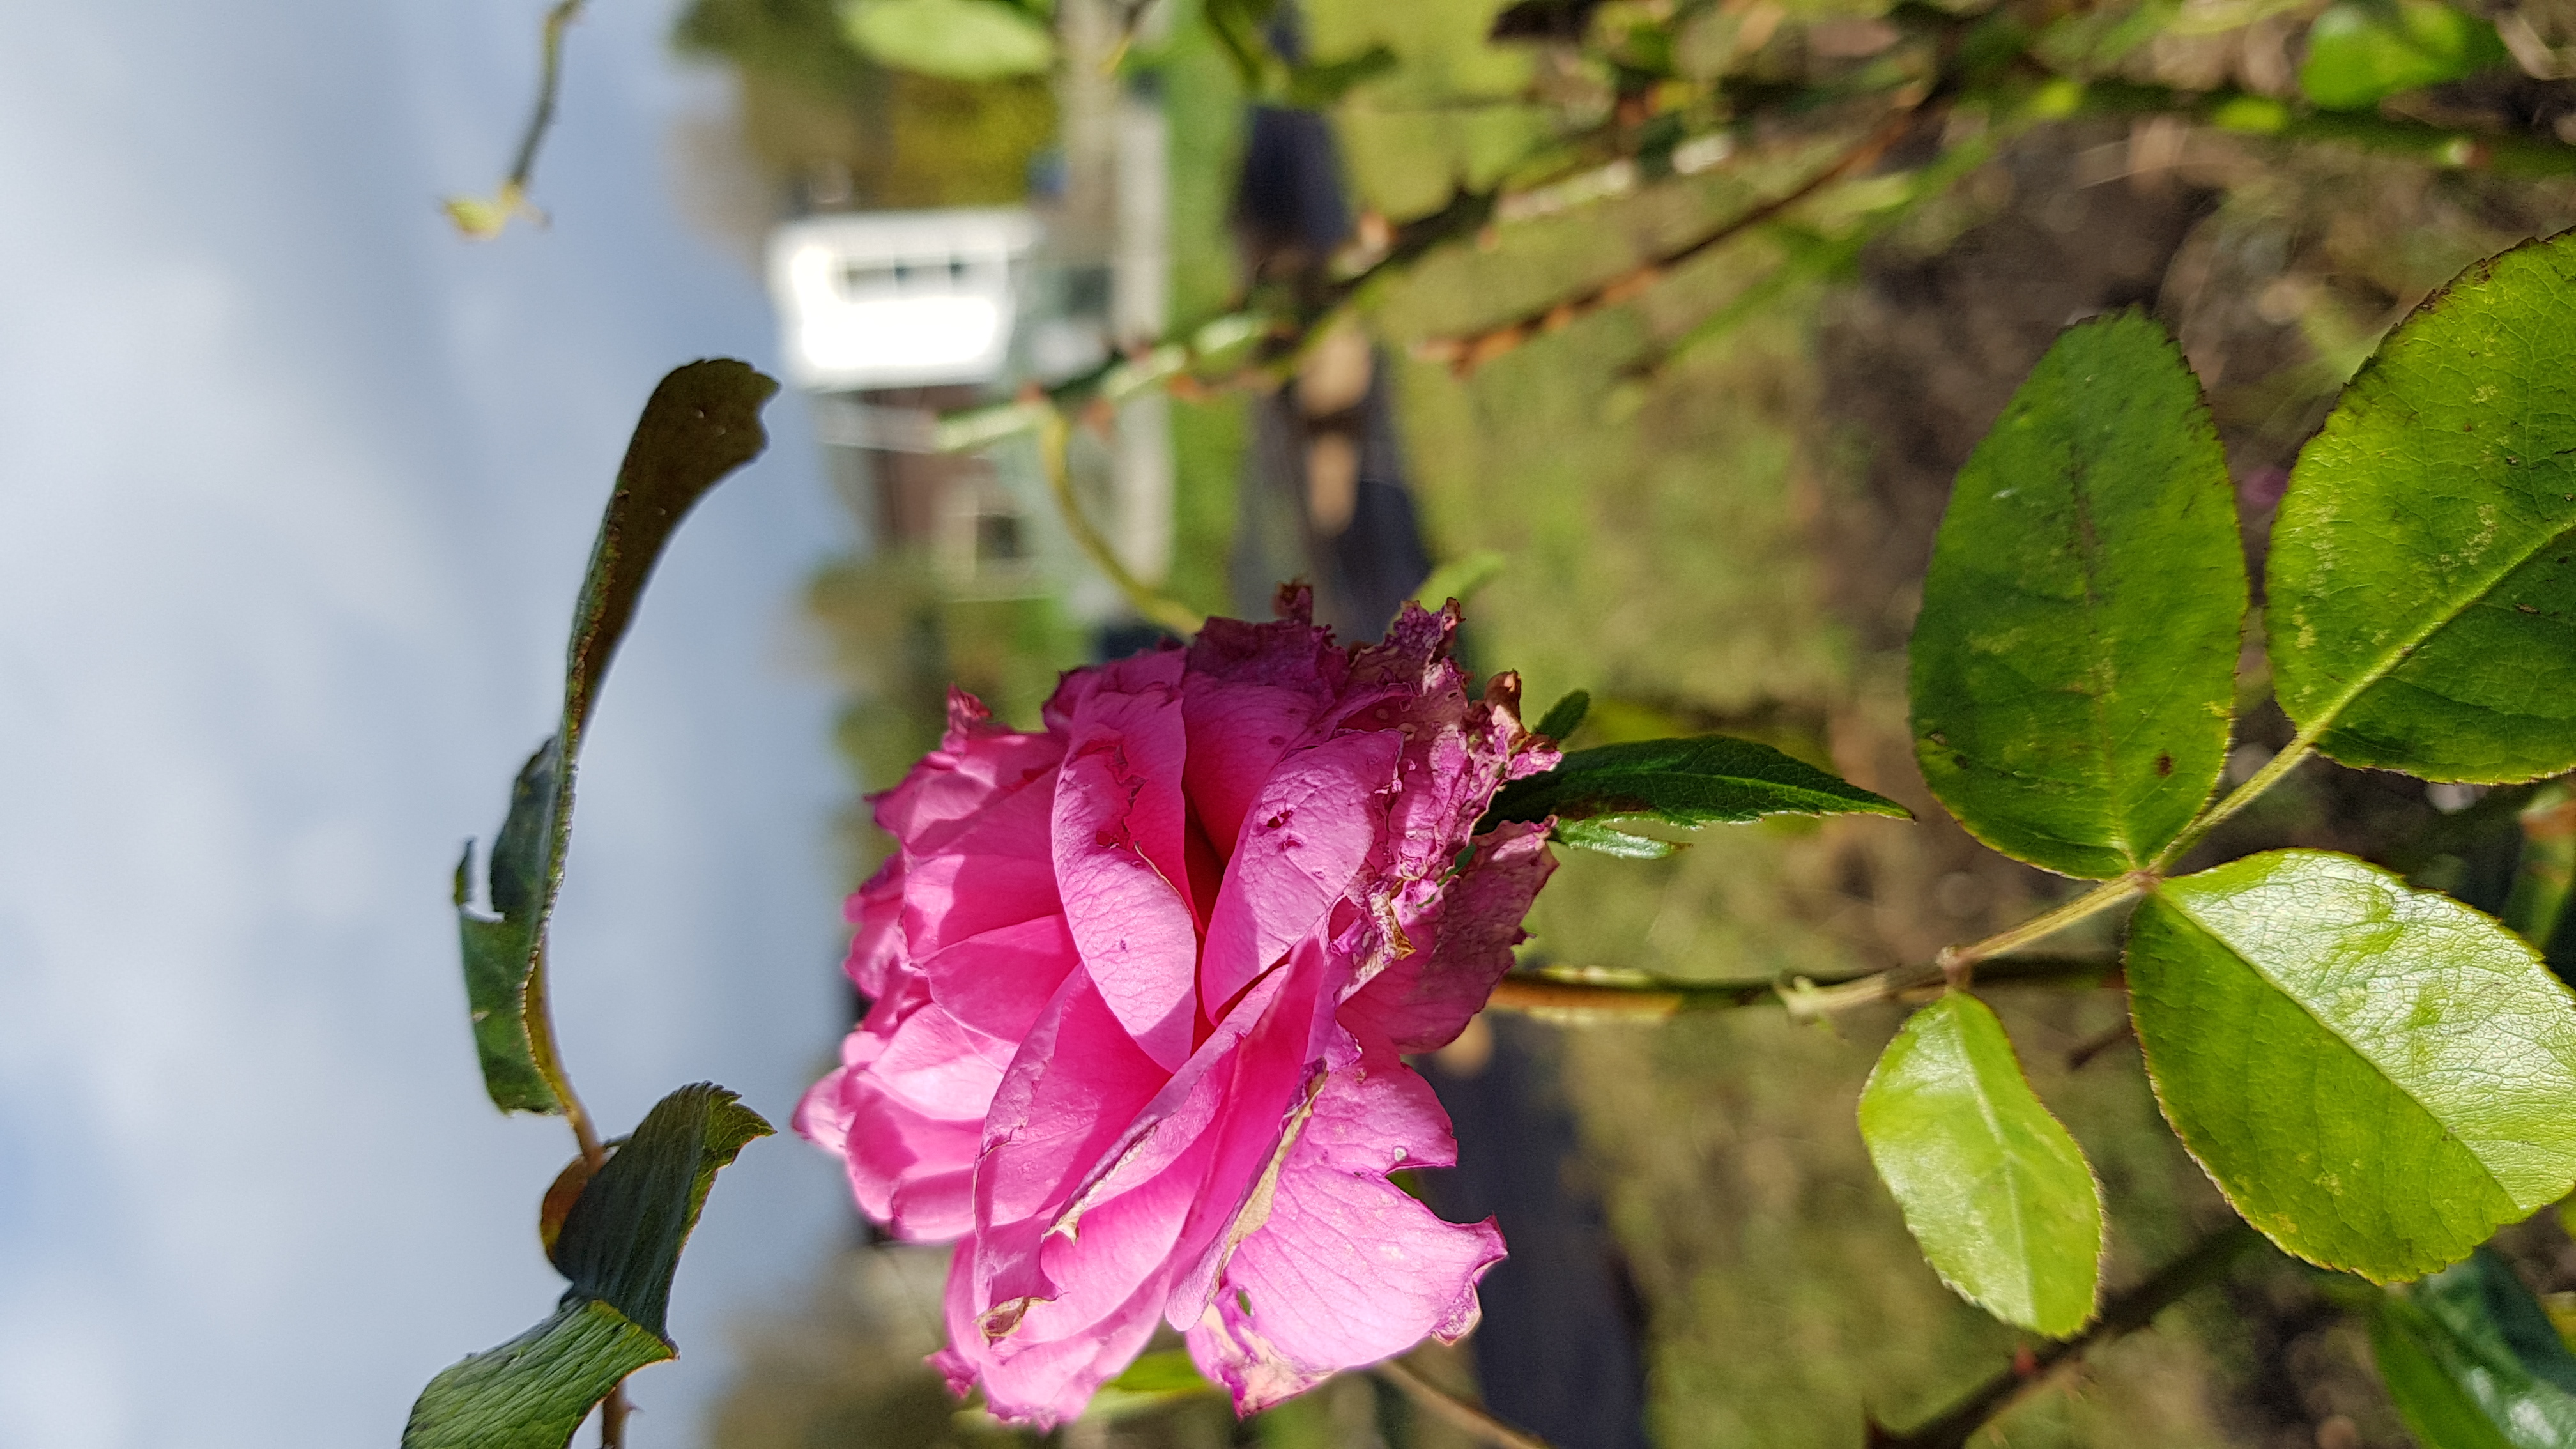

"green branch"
[446,0,585,239]
[1486,953,2120,1021]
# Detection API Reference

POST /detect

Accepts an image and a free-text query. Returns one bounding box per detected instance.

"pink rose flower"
[795,592,1560,1423]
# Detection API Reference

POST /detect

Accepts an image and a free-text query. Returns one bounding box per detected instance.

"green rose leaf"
[1909,312,2244,880]
[2373,1248,2576,1449]
[404,1084,774,1449]
[2127,850,2576,1281]
[1534,689,1591,743]
[2300,0,2509,111]
[841,0,1055,79]
[402,1301,669,1449]
[455,361,777,1114]
[1483,735,1908,839]
[2267,229,2576,784]
[1859,992,2104,1337]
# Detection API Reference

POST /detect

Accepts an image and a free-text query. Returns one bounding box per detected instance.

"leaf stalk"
[1036,406,1207,638]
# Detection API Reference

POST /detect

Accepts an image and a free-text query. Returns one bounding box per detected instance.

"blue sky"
[0,2,861,1444]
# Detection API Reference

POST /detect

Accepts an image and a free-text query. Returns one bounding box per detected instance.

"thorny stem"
[1869,1223,2265,1449]
[1374,1357,1560,1449]
[521,949,622,1448]
[521,946,606,1170]
[1414,100,1931,376]
[1037,408,1208,638]
[1485,953,2118,1021]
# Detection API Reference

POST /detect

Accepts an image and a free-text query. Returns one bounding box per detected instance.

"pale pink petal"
[797,1061,983,1241]
[1340,822,1556,1054]
[1198,732,1400,1016]
[870,999,1016,1121]
[1052,649,1199,1068]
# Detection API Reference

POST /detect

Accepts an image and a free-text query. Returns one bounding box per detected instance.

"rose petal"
[919,914,1082,1042]
[1187,1063,1503,1412]
[1052,649,1199,1068]
[974,972,1172,1282]
[870,999,1016,1121]
[1198,731,1400,1016]
[937,1237,1172,1427]
[1340,822,1554,1054]
[797,1060,983,1241]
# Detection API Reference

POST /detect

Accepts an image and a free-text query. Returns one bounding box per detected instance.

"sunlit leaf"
[2373,1249,2576,1449]
[1551,818,1678,859]
[404,1085,773,1449]
[841,0,1055,79]
[402,1300,670,1449]
[1859,992,2104,1336]
[2127,850,2576,1280]
[2267,229,2576,783]
[1483,735,1908,836]
[454,361,778,1114]
[2301,0,2508,110]
[1910,313,2244,879]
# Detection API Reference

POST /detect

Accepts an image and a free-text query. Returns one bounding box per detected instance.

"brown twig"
[2064,1017,2135,1071]
[1869,1223,2264,1449]
[1412,101,1929,377]
[1374,1356,1559,1449]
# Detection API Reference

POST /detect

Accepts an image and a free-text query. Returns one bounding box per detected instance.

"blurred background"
[9,0,2576,1446]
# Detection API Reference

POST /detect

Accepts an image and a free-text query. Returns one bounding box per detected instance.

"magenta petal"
[974,972,1172,1257]
[875,689,1065,855]
[1052,649,1199,1068]
[919,914,1081,1042]
[823,608,1565,1425]
[1162,941,1338,1328]
[1199,731,1400,1016]
[1189,1064,1505,1411]
[938,1234,1172,1428]
[1340,821,1555,1054]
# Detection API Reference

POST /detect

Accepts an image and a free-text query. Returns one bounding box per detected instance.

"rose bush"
[796,592,1561,1423]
